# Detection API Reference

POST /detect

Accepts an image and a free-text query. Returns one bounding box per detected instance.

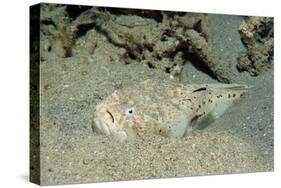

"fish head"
[93,91,142,142]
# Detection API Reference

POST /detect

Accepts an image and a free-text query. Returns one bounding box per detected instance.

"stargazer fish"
[93,79,248,142]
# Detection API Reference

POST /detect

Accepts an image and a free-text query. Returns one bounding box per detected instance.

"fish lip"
[93,118,110,135]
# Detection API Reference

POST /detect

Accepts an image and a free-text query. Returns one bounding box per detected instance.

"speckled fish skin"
[93,79,249,142]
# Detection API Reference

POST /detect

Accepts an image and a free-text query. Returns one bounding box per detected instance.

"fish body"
[93,79,248,142]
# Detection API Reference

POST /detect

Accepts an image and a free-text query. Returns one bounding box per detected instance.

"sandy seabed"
[32,5,273,185]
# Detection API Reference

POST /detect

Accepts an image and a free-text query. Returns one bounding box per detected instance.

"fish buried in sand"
[93,79,249,142]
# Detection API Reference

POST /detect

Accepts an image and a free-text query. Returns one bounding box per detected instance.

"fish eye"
[126,108,135,116]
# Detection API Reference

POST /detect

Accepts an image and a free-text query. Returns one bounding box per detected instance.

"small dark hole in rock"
[161,35,168,42]
[147,62,155,69]
[258,20,273,38]
[41,20,55,26]
[156,55,162,60]
[64,48,72,58]
[146,46,153,52]
[47,46,52,52]
[66,5,92,20]
[75,23,95,39]
[165,67,171,73]
[128,53,137,60]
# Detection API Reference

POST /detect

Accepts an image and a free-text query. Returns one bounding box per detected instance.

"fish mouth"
[106,109,115,123]
[93,108,128,142]
[94,108,118,135]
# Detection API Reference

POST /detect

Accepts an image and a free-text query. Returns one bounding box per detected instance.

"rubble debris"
[39,5,234,82]
[40,4,75,60]
[237,17,273,76]
[71,8,230,82]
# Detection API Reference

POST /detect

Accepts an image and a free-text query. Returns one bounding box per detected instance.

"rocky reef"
[237,17,273,76]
